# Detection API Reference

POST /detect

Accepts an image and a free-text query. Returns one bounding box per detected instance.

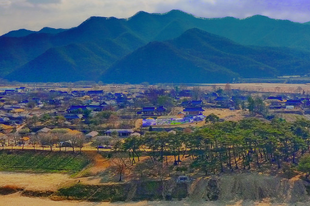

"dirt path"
[77,153,111,184]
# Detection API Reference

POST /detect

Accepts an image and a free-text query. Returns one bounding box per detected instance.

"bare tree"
[191,87,203,100]
[296,86,303,94]
[7,133,21,149]
[76,134,86,153]
[108,115,119,128]
[51,129,68,151]
[29,134,40,151]
[0,134,7,150]
[39,133,56,151]
[224,83,232,95]
[66,132,85,153]
[110,152,131,182]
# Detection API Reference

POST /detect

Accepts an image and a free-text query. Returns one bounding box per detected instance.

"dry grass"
[0,172,72,192]
[199,83,310,93]
[203,108,246,122]
[76,153,112,184]
[278,113,305,122]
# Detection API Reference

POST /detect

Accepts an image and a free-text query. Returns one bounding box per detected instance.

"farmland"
[0,150,90,174]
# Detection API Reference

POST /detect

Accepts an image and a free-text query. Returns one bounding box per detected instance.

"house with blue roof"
[106,129,134,138]
[116,96,128,104]
[156,106,167,115]
[181,100,203,107]
[214,96,230,102]
[100,102,108,106]
[267,96,284,101]
[183,107,205,115]
[4,90,16,95]
[17,87,27,92]
[191,100,203,106]
[181,101,189,107]
[179,90,192,97]
[67,105,88,113]
[286,100,302,107]
[204,92,218,102]
[64,114,83,120]
[232,96,248,101]
[140,107,156,116]
[49,99,61,106]
[86,105,104,111]
[0,117,10,124]
[214,96,233,108]
[71,90,86,97]
[114,93,123,98]
[137,106,168,116]
[87,90,104,96]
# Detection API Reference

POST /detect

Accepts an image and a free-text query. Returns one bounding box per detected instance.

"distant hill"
[2,29,35,38]
[4,10,310,82]
[101,29,310,84]
[38,27,67,35]
[2,27,67,38]
[7,43,116,82]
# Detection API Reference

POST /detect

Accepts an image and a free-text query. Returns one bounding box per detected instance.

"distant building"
[183,107,204,115]
[67,105,88,113]
[37,127,51,133]
[87,90,104,96]
[137,106,167,116]
[86,131,99,139]
[286,100,302,107]
[64,114,83,120]
[105,129,134,138]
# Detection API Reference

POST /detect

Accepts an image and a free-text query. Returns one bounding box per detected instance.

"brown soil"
[77,153,112,184]
[0,193,307,206]
[0,172,71,192]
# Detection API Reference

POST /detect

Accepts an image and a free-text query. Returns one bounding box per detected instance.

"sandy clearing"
[0,194,307,206]
[203,109,245,122]
[0,172,72,191]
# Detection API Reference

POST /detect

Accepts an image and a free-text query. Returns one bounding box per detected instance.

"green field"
[57,183,130,202]
[0,150,90,173]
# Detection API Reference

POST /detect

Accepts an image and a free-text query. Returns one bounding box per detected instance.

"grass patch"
[0,185,23,195]
[0,150,90,174]
[133,181,163,200]
[57,183,130,202]
[21,190,54,197]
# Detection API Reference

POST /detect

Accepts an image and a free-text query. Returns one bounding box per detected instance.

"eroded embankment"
[189,173,309,203]
[2,173,310,203]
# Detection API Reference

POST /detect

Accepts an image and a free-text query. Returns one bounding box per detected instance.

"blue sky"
[1,0,310,35]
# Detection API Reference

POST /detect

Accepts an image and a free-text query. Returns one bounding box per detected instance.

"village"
[0,83,309,151]
[1,83,310,203]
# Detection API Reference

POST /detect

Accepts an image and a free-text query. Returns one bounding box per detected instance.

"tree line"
[115,118,310,176]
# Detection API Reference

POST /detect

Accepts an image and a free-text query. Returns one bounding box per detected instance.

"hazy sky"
[1,0,310,35]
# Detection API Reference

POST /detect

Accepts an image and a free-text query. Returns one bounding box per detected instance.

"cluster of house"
[1,85,310,142]
[0,87,139,125]
[267,96,310,110]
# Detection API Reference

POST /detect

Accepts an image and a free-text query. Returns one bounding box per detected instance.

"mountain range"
[3,10,310,83]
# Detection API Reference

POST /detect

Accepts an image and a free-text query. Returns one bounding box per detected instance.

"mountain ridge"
[100,28,310,84]
[3,10,310,82]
